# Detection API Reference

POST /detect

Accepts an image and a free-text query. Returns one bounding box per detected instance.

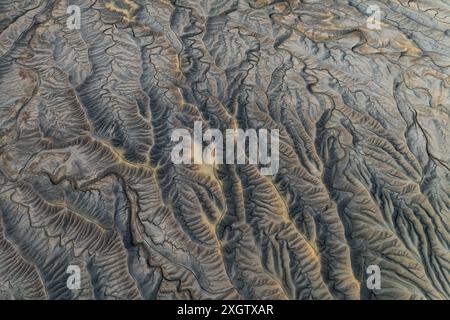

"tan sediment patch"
[104,0,140,23]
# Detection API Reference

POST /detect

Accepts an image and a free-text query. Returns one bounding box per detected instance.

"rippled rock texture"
[0,0,449,300]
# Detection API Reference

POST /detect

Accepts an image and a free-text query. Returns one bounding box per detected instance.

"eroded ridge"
[0,0,449,300]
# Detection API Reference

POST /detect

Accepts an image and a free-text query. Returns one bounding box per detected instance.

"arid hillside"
[0,0,449,299]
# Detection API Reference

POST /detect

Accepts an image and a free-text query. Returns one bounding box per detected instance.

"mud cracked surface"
[0,0,449,300]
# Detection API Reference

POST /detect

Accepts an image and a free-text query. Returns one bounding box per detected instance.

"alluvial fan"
[0,0,449,300]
